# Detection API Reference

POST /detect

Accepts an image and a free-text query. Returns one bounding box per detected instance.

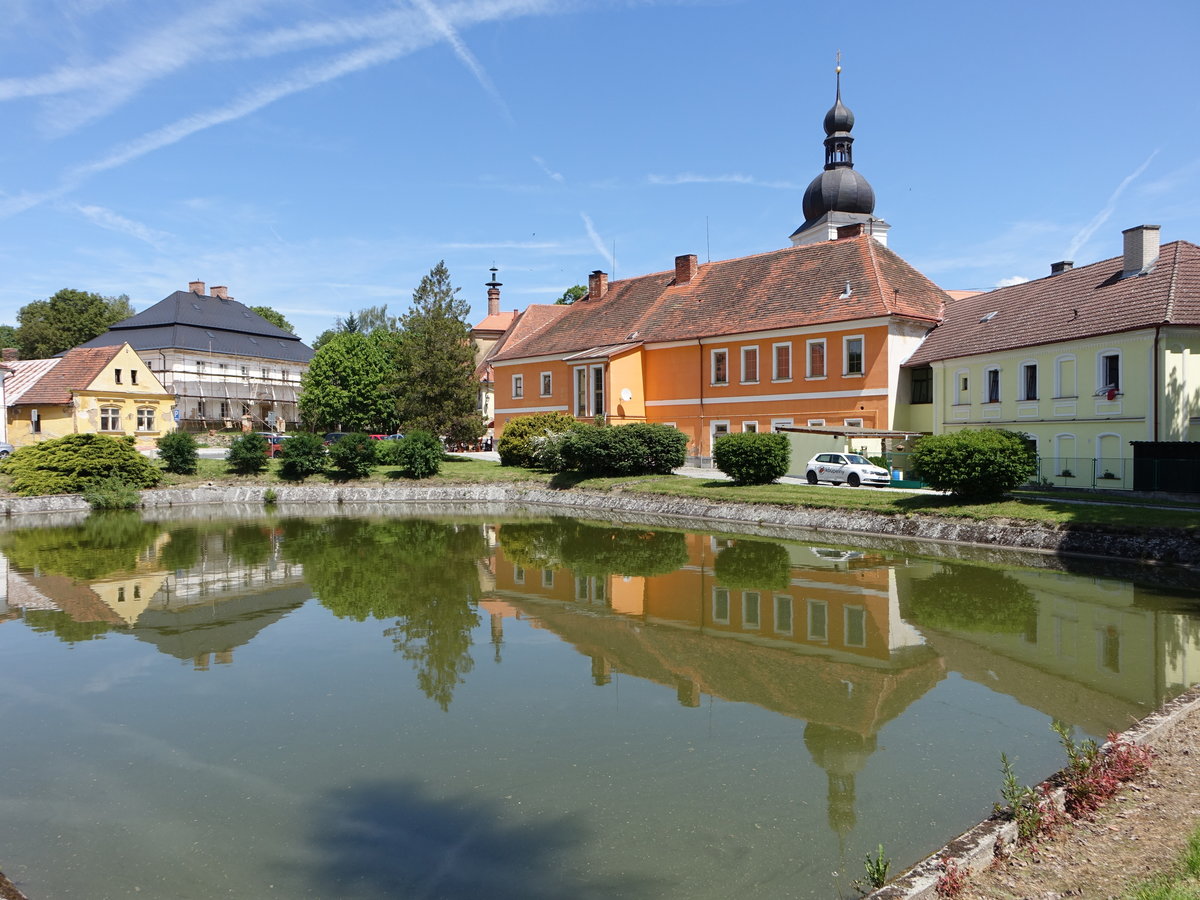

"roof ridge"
[1164,240,1181,322]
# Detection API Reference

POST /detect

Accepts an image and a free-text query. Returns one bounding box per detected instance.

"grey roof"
[75,290,314,363]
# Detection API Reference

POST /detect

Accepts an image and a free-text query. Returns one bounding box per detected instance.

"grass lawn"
[146,455,1200,534]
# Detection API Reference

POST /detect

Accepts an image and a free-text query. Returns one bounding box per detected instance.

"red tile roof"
[906,240,1200,366]
[491,235,948,362]
[473,310,518,333]
[15,345,123,405]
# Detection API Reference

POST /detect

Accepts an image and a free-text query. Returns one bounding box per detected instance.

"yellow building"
[5,343,176,449]
[899,226,1200,489]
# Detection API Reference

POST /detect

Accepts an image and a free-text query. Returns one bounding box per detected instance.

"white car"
[804,453,891,487]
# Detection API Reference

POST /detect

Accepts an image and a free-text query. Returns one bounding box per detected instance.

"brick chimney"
[1050,260,1073,276]
[1122,225,1161,277]
[836,223,867,240]
[189,280,206,294]
[1,348,17,363]
[210,285,230,299]
[485,268,502,316]
[675,254,698,285]
[588,270,608,300]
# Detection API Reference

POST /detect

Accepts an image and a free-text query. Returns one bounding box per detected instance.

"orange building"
[488,79,947,460]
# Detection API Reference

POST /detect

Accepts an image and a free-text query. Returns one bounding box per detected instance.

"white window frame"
[539,371,553,397]
[710,420,731,449]
[100,406,122,432]
[541,568,554,588]
[711,348,729,386]
[513,565,525,585]
[740,345,759,384]
[843,335,865,376]
[1020,360,1039,401]
[843,418,864,428]
[574,366,588,416]
[30,408,40,433]
[742,591,761,629]
[954,368,970,405]
[591,364,605,416]
[770,418,793,433]
[807,418,825,427]
[712,587,730,624]
[844,605,867,648]
[808,600,828,641]
[511,373,524,399]
[741,421,758,433]
[774,595,793,635]
[984,366,1001,404]
[1095,432,1124,480]
[1054,354,1077,399]
[1097,349,1122,394]
[136,407,155,431]
[806,338,827,379]
[1054,433,1077,476]
[772,342,792,381]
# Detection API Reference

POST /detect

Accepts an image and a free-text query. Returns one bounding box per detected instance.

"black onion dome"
[802,168,875,222]
[823,97,854,135]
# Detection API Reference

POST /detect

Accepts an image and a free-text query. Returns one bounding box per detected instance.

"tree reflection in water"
[280,518,485,710]
[713,538,791,590]
[0,510,161,580]
[498,517,688,576]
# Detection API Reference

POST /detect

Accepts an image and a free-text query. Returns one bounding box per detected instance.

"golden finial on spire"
[835,49,841,74]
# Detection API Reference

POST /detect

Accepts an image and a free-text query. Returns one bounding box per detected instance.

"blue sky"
[0,0,1197,346]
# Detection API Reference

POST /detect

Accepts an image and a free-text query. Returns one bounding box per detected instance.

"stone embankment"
[0,482,1197,567]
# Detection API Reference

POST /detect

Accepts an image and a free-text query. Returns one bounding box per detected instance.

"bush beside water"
[0,434,161,496]
[712,432,790,485]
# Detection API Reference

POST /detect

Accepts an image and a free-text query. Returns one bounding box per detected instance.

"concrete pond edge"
[1,482,1198,899]
[864,683,1200,900]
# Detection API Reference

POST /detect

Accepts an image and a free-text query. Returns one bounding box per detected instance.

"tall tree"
[556,284,587,305]
[394,262,482,443]
[298,331,398,433]
[0,324,17,349]
[16,289,134,358]
[249,306,296,334]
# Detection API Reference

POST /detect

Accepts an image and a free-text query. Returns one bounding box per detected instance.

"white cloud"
[533,155,565,183]
[75,204,170,246]
[994,275,1029,288]
[1065,151,1158,261]
[648,172,801,190]
[580,212,613,269]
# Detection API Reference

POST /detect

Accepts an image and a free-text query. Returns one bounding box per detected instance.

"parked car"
[254,432,291,458]
[0,442,12,458]
[804,452,891,487]
[382,433,405,441]
[322,432,352,446]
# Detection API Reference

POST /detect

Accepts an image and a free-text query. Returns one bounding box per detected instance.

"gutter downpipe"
[698,339,705,467]
[1153,325,1161,441]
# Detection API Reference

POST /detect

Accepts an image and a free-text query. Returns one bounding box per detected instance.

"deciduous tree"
[556,284,587,305]
[16,289,134,358]
[248,306,296,334]
[298,331,398,433]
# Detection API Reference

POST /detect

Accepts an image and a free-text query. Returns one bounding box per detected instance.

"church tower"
[789,61,890,247]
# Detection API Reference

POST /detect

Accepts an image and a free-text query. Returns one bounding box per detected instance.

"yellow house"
[6,343,176,449]
[898,226,1200,489]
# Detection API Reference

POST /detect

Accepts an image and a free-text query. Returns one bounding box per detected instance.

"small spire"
[835,50,842,98]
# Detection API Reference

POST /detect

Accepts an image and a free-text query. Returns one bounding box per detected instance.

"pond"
[1,508,1198,899]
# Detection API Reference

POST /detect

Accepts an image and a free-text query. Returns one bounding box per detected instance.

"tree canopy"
[556,284,587,305]
[393,261,482,442]
[16,289,134,358]
[298,330,399,433]
[248,306,296,334]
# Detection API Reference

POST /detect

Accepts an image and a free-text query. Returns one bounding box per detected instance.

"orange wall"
[495,323,893,455]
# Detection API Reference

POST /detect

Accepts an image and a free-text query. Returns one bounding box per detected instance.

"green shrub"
[559,423,688,476]
[156,430,199,475]
[277,432,328,482]
[327,432,376,480]
[375,438,403,467]
[82,476,142,510]
[0,434,161,496]
[712,432,790,485]
[497,412,581,468]
[392,431,443,479]
[226,432,269,475]
[909,428,1037,502]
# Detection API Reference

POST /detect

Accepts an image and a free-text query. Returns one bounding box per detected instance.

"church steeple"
[790,58,888,247]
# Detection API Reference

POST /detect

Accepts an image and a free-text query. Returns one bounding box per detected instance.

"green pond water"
[1,509,1198,899]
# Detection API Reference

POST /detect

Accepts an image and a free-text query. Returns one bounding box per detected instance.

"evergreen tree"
[394,262,482,443]
[298,330,398,433]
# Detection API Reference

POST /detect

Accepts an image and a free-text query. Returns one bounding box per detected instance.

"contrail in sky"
[1066,151,1158,260]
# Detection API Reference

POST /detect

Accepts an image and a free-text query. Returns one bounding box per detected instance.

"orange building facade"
[490,233,945,459]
